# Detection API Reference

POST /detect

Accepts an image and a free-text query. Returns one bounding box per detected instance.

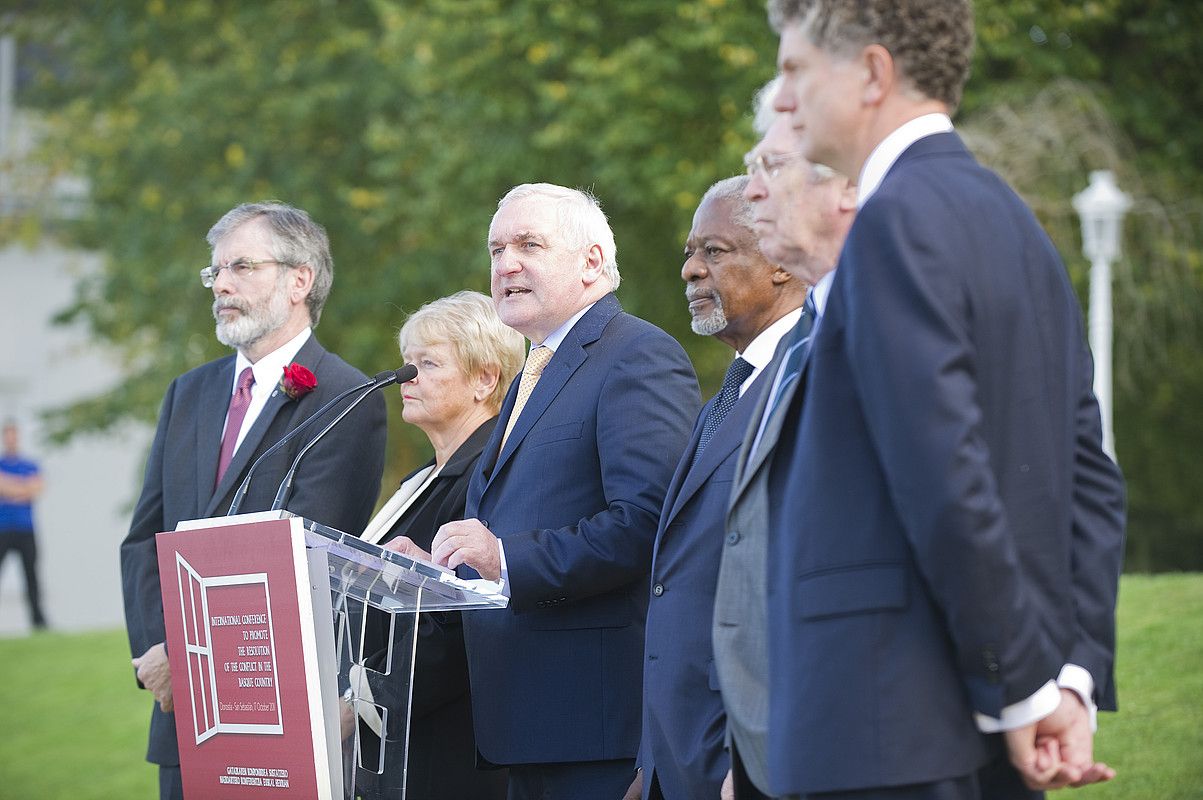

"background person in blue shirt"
[0,419,47,630]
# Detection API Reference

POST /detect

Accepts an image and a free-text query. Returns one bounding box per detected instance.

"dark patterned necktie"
[691,356,755,469]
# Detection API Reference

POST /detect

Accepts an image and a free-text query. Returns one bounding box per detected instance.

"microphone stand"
[226,368,403,516]
[269,364,415,513]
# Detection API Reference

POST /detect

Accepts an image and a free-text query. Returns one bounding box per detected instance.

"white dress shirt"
[223,326,313,453]
[856,113,954,208]
[535,301,596,349]
[737,308,802,398]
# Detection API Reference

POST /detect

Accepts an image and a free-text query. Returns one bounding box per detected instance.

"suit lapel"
[731,328,817,502]
[666,368,768,524]
[479,376,521,480]
[482,295,622,493]
[650,407,705,579]
[195,357,236,513]
[747,340,814,478]
[365,416,498,543]
[492,340,586,471]
[360,463,436,545]
[656,398,712,530]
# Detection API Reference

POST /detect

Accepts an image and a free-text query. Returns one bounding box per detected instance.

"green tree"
[970,1,1203,570]
[5,0,1201,567]
[8,0,775,485]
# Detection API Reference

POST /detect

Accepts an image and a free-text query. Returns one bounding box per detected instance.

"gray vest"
[712,333,802,795]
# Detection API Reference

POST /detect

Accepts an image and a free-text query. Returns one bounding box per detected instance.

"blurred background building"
[1,35,149,635]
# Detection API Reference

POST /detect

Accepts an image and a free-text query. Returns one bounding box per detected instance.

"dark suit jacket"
[355,417,505,800]
[462,293,700,765]
[639,362,775,800]
[120,334,387,766]
[766,132,1126,795]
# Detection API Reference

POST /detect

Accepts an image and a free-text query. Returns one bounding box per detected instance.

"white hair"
[699,175,756,233]
[753,75,784,136]
[495,183,621,291]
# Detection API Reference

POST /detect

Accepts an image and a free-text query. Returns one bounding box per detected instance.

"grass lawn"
[1052,572,1203,799]
[0,574,1200,799]
[0,628,156,798]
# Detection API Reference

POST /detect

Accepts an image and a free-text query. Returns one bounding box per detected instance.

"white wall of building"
[0,243,151,635]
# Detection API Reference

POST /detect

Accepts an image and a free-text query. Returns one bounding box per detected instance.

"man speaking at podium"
[120,202,387,800]
[396,184,700,800]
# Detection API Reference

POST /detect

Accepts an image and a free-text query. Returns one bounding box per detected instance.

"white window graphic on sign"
[176,554,285,744]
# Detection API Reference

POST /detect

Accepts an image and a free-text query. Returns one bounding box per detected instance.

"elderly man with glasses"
[710,85,859,800]
[120,201,387,800]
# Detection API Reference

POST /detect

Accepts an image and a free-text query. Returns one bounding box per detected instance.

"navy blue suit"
[121,334,387,770]
[462,293,700,772]
[767,133,1125,795]
[639,363,774,800]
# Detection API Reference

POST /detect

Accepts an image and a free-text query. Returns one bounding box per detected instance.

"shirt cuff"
[974,679,1061,732]
[496,538,510,599]
[1058,663,1097,731]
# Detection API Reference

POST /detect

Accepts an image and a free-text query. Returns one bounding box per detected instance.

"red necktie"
[215,367,255,488]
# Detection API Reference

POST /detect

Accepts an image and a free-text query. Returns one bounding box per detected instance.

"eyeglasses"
[744,151,808,180]
[199,258,289,288]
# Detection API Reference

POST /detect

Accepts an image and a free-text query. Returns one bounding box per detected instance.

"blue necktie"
[762,293,817,424]
[691,356,754,469]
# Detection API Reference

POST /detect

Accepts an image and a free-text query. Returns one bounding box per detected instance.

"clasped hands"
[384,518,501,582]
[386,538,1110,795]
[1005,688,1115,790]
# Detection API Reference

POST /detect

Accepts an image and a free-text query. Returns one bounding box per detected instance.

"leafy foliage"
[8,0,776,482]
[969,1,1203,570]
[4,0,1200,566]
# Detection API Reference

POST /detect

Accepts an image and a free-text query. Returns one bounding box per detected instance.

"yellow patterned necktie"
[500,345,555,450]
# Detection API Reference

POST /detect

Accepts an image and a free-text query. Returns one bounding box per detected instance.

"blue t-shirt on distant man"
[0,456,39,531]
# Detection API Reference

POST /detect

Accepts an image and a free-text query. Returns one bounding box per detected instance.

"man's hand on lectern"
[383,535,434,562]
[133,642,174,713]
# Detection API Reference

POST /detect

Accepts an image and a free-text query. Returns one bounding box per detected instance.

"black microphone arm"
[226,367,408,516]
[269,363,417,514]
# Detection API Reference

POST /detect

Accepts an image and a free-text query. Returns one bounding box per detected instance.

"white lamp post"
[1073,170,1131,461]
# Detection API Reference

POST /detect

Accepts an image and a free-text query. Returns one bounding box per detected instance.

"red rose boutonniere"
[279,363,317,400]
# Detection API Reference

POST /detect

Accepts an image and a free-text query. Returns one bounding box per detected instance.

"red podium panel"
[158,515,340,799]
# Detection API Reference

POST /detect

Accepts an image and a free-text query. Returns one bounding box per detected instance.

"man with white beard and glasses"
[120,201,386,800]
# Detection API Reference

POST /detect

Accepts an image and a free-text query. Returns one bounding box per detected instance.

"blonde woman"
[351,291,523,799]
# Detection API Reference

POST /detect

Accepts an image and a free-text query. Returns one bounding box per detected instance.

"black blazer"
[121,334,387,766]
[355,417,505,800]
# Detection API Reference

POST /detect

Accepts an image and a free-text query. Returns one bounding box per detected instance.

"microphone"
[269,363,417,513]
[226,367,410,516]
